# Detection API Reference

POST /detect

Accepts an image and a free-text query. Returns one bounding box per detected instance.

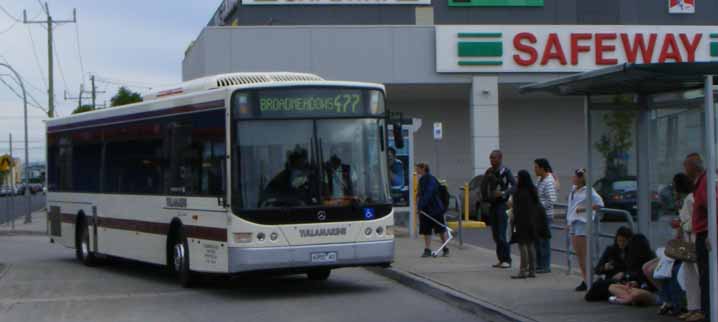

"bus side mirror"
[393,123,404,149]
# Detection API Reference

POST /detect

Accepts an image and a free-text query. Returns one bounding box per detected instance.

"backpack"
[437,180,450,214]
[480,169,500,203]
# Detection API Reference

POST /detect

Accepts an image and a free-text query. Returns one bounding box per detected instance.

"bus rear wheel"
[75,217,96,266]
[171,231,193,288]
[307,268,331,281]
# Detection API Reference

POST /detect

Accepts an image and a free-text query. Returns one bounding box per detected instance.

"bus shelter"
[522,62,717,319]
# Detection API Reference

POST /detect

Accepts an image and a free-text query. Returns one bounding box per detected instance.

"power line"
[73,16,85,85]
[23,3,77,118]
[51,37,69,90]
[0,4,20,22]
[25,25,49,89]
[0,77,48,113]
[2,73,47,111]
[0,21,18,35]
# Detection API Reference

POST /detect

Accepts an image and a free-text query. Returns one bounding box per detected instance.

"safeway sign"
[436,25,718,73]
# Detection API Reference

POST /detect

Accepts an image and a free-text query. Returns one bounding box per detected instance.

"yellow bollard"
[450,180,486,229]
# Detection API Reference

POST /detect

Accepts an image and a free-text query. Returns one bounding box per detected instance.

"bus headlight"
[257,232,266,241]
[270,232,279,241]
[364,227,373,236]
[233,233,252,243]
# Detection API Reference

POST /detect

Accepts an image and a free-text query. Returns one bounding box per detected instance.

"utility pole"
[23,3,77,118]
[0,63,31,224]
[90,75,105,109]
[65,84,91,110]
[8,133,14,230]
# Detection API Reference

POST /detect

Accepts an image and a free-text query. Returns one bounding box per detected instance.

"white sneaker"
[499,262,511,269]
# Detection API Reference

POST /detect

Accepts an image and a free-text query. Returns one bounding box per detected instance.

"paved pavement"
[0,234,483,322]
[378,234,674,322]
[0,209,47,236]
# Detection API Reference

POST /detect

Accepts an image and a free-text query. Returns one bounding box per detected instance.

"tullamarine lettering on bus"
[166,197,188,209]
[299,227,348,238]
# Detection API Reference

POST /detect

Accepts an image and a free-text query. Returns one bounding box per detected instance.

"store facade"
[182,0,718,197]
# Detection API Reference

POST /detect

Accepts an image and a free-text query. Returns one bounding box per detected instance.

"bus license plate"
[311,252,337,263]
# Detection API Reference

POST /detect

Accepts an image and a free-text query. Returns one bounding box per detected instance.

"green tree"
[72,104,95,114]
[594,95,637,179]
[110,86,142,107]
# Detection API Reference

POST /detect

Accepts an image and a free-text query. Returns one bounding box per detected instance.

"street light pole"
[0,63,31,224]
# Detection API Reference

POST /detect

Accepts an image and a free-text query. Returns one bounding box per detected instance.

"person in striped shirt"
[534,158,558,273]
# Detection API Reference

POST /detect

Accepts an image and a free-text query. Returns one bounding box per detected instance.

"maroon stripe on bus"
[47,100,225,133]
[58,213,226,242]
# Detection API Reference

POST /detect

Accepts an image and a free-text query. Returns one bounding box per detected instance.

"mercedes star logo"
[317,211,327,221]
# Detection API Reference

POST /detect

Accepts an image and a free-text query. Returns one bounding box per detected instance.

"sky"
[0,0,219,163]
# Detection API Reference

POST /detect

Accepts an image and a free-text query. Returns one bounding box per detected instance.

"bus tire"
[75,216,97,266]
[171,230,193,288]
[307,268,331,281]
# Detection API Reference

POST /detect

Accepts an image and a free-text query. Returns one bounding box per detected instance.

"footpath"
[0,209,47,236]
[372,231,674,322]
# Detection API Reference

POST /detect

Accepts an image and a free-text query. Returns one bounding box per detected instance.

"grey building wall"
[182,26,566,84]
[214,0,718,26]
[183,26,471,84]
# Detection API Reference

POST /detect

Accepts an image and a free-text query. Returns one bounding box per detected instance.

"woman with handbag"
[672,173,703,322]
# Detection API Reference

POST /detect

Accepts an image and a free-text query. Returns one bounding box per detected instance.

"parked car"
[593,176,638,221]
[593,176,667,222]
[0,186,13,197]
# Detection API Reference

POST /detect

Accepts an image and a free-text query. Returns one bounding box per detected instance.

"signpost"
[433,122,442,179]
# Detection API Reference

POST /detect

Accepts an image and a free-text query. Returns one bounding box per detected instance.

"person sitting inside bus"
[261,146,318,207]
[323,155,357,202]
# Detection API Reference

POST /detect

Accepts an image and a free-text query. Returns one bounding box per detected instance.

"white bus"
[46,73,395,286]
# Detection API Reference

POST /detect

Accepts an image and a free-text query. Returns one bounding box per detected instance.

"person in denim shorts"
[567,168,604,291]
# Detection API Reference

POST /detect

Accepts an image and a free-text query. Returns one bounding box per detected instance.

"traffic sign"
[0,154,13,172]
[433,122,443,140]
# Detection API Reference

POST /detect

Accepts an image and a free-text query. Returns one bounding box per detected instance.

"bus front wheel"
[75,217,96,266]
[307,268,331,281]
[171,231,193,288]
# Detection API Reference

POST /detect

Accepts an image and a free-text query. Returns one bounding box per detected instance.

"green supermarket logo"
[457,32,504,66]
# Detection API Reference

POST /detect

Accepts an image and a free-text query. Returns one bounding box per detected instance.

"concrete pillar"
[471,75,500,176]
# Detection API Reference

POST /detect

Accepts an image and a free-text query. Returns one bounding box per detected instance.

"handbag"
[653,249,674,280]
[665,239,697,263]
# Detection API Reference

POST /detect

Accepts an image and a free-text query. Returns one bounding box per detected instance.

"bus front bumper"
[228,240,394,273]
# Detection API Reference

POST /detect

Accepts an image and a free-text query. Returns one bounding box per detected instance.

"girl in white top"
[673,173,703,321]
[566,168,604,291]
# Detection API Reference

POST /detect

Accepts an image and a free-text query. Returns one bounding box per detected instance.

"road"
[0,235,482,322]
[0,194,46,225]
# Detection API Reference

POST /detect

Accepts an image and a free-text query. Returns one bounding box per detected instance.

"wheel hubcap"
[173,243,185,272]
[81,233,89,258]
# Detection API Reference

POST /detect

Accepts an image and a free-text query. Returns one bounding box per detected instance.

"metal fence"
[550,203,635,275]
[0,194,46,226]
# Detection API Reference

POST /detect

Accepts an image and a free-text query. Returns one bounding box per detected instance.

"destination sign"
[234,88,383,119]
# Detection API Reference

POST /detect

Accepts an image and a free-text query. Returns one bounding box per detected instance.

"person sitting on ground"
[594,226,634,280]
[509,170,550,279]
[606,234,658,306]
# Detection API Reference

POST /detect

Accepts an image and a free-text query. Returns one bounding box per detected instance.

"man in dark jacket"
[416,163,449,257]
[486,150,516,269]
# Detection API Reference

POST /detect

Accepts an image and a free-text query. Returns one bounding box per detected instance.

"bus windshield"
[231,87,391,215]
